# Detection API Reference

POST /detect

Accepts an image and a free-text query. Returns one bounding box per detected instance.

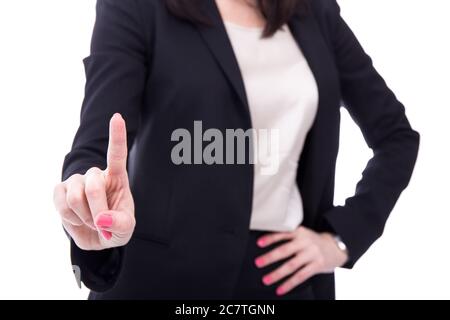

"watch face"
[334,236,347,252]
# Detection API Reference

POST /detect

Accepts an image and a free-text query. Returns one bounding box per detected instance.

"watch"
[333,235,348,253]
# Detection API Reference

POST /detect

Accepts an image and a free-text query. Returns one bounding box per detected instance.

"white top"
[224,22,319,232]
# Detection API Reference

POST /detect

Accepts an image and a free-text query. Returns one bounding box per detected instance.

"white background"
[0,0,448,300]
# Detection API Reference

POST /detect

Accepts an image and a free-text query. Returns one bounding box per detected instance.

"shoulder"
[94,0,164,36]
[308,0,340,16]
[306,0,341,23]
[303,0,342,33]
[95,0,162,15]
[304,0,343,43]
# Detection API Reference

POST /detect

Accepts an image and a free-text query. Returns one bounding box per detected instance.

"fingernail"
[255,258,264,268]
[263,276,272,285]
[276,287,285,296]
[97,214,113,228]
[101,230,112,241]
[257,238,266,247]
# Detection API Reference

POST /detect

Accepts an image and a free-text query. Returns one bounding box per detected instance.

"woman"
[54,0,419,300]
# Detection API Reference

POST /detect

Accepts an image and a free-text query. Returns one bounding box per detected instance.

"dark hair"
[165,0,308,38]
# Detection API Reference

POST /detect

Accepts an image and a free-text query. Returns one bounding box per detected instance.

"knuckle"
[290,242,300,253]
[86,167,102,175]
[84,169,105,198]
[291,237,301,246]
[59,208,73,221]
[53,184,64,205]
[302,237,312,246]
[278,245,288,255]
[123,218,136,233]
[66,191,84,209]
[85,183,103,198]
[129,217,136,230]
[53,183,62,196]
[86,167,101,173]
[286,259,298,271]
[67,173,83,182]
[310,243,320,254]
[81,216,94,226]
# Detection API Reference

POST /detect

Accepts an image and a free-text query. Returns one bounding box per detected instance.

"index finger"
[106,113,128,176]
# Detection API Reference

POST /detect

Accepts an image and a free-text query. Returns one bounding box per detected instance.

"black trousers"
[230,230,315,300]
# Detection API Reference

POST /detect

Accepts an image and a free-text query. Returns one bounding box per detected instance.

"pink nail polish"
[276,287,285,296]
[263,276,272,285]
[255,258,264,268]
[97,214,113,228]
[257,239,266,247]
[101,230,112,241]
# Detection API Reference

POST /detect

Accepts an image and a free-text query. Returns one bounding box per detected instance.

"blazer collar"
[194,1,330,123]
[195,0,250,115]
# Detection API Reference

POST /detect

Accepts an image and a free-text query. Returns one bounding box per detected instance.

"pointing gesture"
[106,112,128,176]
[54,114,136,250]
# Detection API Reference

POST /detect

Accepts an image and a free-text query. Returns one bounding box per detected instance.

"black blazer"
[62,0,420,300]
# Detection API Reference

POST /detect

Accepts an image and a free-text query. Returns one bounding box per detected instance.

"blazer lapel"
[289,12,341,226]
[195,0,250,115]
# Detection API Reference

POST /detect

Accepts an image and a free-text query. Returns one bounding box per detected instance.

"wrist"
[322,232,349,267]
[332,234,349,266]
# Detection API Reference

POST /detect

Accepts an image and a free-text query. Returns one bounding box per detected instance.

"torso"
[224,21,319,231]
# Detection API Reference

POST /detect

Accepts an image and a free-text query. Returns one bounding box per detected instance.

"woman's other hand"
[255,226,349,296]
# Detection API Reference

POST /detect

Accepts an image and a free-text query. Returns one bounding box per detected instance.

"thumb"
[106,113,128,176]
[95,210,135,236]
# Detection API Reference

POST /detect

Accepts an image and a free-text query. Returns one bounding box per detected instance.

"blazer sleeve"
[320,0,420,268]
[62,0,149,292]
